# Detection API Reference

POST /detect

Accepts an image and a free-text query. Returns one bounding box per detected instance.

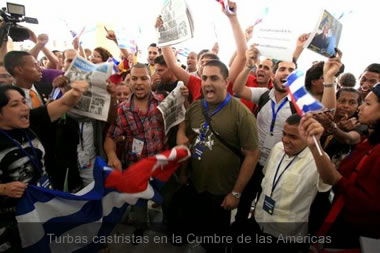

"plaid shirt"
[107,92,167,164]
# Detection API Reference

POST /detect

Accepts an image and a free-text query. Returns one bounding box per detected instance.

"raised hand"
[37,33,49,47]
[246,44,259,68]
[323,48,343,82]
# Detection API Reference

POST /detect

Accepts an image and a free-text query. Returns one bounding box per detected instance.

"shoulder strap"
[201,100,243,160]
[257,89,270,114]
[257,89,296,114]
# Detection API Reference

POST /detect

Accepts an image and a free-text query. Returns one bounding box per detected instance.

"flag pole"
[312,135,323,156]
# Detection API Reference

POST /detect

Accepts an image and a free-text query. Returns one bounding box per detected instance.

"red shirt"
[335,139,380,236]
[187,75,202,101]
[227,74,272,112]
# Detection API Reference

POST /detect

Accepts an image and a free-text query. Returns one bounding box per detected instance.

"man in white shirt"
[234,114,331,252]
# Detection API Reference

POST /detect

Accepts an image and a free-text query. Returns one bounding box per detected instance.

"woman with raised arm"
[300,83,380,249]
[0,80,88,251]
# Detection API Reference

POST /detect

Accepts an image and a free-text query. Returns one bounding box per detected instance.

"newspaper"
[304,9,343,57]
[157,0,194,47]
[157,81,186,135]
[251,25,294,62]
[64,55,113,121]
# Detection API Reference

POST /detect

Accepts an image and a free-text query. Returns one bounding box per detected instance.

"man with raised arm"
[159,1,247,102]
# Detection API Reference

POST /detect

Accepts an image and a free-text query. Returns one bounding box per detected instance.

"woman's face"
[91,50,104,64]
[0,90,30,130]
[116,85,130,103]
[336,91,360,119]
[358,92,380,125]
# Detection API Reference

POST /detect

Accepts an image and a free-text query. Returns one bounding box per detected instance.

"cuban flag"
[285,70,324,115]
[15,146,190,253]
[176,48,190,58]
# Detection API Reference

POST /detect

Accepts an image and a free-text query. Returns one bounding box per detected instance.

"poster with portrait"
[304,9,343,57]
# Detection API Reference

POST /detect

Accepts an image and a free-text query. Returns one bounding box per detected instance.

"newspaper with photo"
[64,55,113,121]
[304,9,343,57]
[158,81,186,135]
[157,0,194,47]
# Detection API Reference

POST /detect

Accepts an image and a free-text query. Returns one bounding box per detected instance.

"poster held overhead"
[304,9,343,58]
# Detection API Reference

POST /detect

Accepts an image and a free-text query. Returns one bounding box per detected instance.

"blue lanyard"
[271,153,298,197]
[270,99,288,135]
[0,129,41,173]
[201,94,231,141]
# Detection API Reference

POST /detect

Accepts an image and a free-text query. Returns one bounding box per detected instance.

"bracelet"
[323,83,335,88]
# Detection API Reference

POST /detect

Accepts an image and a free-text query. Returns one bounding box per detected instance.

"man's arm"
[162,46,190,86]
[27,29,60,69]
[176,121,189,146]
[104,136,122,171]
[46,80,88,121]
[232,46,258,100]
[224,1,247,84]
[105,29,130,59]
[221,148,259,210]
[292,33,309,63]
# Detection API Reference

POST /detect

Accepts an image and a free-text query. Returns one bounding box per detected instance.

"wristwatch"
[231,191,241,199]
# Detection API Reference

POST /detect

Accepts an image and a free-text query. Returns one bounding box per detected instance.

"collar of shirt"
[268,88,292,104]
[122,92,164,113]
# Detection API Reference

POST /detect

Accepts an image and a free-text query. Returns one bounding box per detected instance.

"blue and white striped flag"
[15,146,190,252]
[285,70,324,115]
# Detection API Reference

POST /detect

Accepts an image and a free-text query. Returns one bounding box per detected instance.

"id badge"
[192,143,206,160]
[259,135,276,165]
[132,138,144,156]
[263,195,276,215]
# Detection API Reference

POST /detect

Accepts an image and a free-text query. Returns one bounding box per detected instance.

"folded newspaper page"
[304,9,343,57]
[158,81,186,135]
[157,0,194,47]
[65,55,113,121]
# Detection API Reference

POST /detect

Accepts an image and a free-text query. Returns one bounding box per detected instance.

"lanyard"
[270,99,288,135]
[0,129,41,173]
[271,153,298,197]
[201,93,231,141]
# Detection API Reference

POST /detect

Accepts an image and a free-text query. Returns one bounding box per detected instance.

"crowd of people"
[0,1,379,252]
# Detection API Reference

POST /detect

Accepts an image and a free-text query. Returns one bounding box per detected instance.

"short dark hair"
[273,60,297,74]
[3,51,31,76]
[200,53,219,61]
[131,63,151,75]
[153,55,166,66]
[203,60,229,79]
[285,113,301,125]
[336,87,362,105]
[338,72,356,88]
[148,43,161,54]
[0,85,25,111]
[364,63,380,74]
[305,61,324,91]
[197,49,210,60]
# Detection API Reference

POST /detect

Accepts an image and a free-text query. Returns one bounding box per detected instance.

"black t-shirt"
[0,106,51,209]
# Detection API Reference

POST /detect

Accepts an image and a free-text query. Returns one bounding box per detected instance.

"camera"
[0,2,38,47]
